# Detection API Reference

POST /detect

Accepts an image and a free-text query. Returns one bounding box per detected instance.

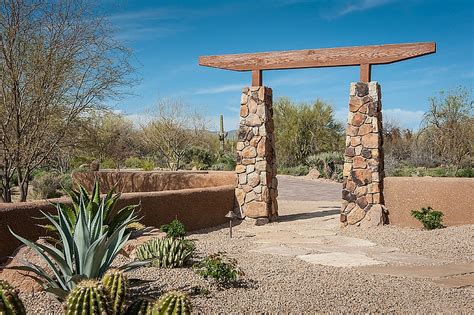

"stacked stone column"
[341,82,385,227]
[235,86,278,219]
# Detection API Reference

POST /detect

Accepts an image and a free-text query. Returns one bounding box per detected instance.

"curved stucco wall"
[72,170,236,193]
[384,177,474,227]
[0,185,235,263]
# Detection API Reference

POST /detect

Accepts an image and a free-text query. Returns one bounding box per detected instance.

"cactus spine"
[65,280,111,315]
[152,291,191,315]
[124,298,153,315]
[102,269,128,315]
[0,280,26,315]
[217,114,228,154]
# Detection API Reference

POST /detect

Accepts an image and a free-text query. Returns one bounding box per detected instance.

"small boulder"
[306,169,321,180]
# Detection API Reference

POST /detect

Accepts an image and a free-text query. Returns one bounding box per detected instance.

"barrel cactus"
[124,298,153,315]
[0,280,26,315]
[101,269,128,315]
[65,280,111,315]
[152,291,191,315]
[135,237,194,268]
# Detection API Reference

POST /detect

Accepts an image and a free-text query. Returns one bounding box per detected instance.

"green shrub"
[455,167,474,177]
[196,252,243,285]
[135,237,195,268]
[9,185,147,300]
[411,206,444,230]
[141,159,155,171]
[124,157,144,168]
[160,219,186,238]
[277,165,309,176]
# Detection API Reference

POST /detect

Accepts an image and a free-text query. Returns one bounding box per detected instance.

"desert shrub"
[211,153,236,171]
[141,159,155,171]
[456,167,474,177]
[196,252,243,285]
[124,157,144,168]
[135,237,195,268]
[31,172,62,199]
[101,158,116,169]
[184,147,216,170]
[160,219,186,238]
[307,151,343,180]
[278,165,309,176]
[411,206,444,230]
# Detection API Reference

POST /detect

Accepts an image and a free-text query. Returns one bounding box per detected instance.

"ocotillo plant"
[218,114,228,154]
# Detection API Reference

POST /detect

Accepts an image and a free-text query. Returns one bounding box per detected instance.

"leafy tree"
[274,97,344,167]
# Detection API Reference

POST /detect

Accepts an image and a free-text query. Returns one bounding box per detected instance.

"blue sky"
[101,0,473,131]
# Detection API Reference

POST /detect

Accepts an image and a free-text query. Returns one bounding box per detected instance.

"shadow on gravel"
[277,209,339,222]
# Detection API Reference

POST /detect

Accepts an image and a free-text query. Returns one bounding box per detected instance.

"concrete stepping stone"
[356,262,474,279]
[297,252,385,267]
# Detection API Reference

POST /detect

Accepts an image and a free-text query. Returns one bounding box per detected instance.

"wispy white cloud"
[323,0,397,19]
[383,108,424,130]
[193,84,245,95]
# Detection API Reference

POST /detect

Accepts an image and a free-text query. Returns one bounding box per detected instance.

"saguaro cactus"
[0,280,26,315]
[218,114,228,154]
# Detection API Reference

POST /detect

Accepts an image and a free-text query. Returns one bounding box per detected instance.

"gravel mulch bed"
[339,224,474,264]
[21,222,474,313]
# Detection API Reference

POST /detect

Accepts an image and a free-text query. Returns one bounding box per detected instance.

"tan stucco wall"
[72,170,236,194]
[384,177,474,228]
[0,185,235,262]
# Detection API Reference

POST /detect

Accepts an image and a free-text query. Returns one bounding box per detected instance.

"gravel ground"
[340,224,474,264]
[21,222,474,314]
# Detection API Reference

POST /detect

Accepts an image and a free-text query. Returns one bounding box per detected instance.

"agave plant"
[41,181,145,241]
[9,195,148,301]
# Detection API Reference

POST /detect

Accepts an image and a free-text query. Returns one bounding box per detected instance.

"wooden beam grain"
[199,42,436,71]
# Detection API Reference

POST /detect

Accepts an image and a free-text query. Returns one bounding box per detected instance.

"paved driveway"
[277,175,341,202]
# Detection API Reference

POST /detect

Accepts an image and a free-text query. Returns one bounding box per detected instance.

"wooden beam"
[360,64,371,82]
[252,70,262,86]
[199,42,436,71]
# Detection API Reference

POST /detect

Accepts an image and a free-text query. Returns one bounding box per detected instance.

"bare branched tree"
[421,87,473,168]
[0,0,134,202]
[141,100,206,171]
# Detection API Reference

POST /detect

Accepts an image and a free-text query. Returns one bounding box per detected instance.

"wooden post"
[360,64,371,82]
[252,69,262,86]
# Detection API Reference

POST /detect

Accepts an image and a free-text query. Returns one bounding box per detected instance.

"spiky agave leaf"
[9,192,144,300]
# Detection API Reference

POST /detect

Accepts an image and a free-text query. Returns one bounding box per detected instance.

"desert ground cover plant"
[9,185,147,300]
[196,252,243,286]
[160,219,187,239]
[411,206,444,230]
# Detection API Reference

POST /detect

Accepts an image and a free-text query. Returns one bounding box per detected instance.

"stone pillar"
[341,82,385,227]
[235,86,278,219]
